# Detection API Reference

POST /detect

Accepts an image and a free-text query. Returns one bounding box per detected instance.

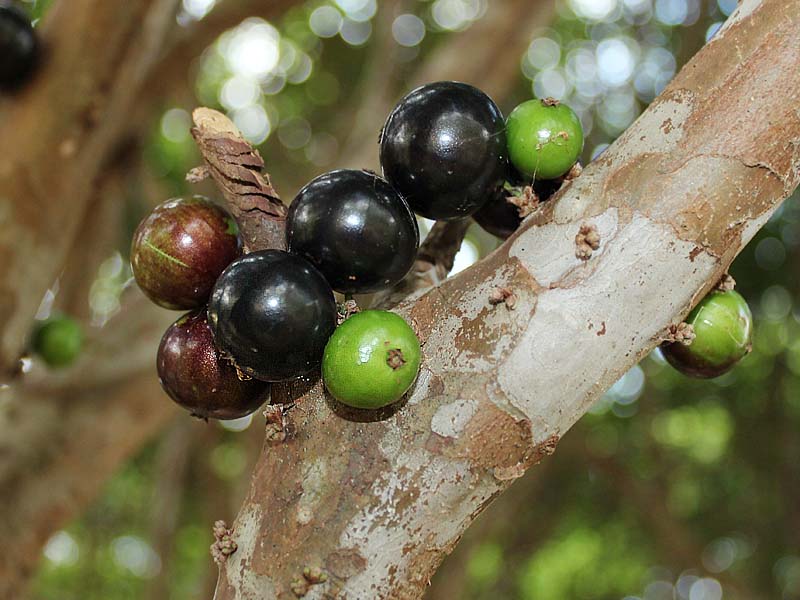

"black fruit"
[0,2,38,90]
[207,250,337,382]
[473,173,563,239]
[157,310,268,420]
[286,169,419,293]
[379,81,507,221]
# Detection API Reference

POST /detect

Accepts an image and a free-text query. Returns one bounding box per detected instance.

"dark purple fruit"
[208,250,337,382]
[157,310,268,420]
[379,81,507,221]
[286,169,419,294]
[0,2,38,90]
[131,197,242,310]
[473,173,563,239]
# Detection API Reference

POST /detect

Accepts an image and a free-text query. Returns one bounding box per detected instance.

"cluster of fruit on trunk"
[4,2,752,412]
[128,81,597,419]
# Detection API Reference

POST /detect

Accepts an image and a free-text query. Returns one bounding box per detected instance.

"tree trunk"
[212,1,800,598]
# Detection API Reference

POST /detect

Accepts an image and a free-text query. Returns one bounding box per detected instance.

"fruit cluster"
[127,81,753,420]
[131,82,579,419]
[134,181,421,418]
[1,2,757,404]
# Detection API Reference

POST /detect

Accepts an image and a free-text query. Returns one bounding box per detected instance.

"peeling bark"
[190,108,287,251]
[210,2,800,598]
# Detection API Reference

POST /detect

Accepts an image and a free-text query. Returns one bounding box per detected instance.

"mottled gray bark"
[209,1,800,598]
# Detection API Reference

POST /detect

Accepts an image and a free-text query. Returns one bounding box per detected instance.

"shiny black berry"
[473,173,563,239]
[0,2,38,90]
[379,81,507,221]
[286,169,419,294]
[207,250,337,382]
[157,310,268,420]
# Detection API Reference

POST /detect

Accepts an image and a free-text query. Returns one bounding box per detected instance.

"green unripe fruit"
[31,316,83,368]
[322,310,421,409]
[661,290,753,379]
[506,98,583,180]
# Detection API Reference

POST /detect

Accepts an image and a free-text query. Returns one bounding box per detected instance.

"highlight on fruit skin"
[322,310,421,410]
[31,315,83,368]
[130,196,242,310]
[661,290,753,379]
[0,1,39,90]
[157,310,268,420]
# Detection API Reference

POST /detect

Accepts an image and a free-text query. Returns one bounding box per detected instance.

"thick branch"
[0,372,180,598]
[211,2,800,598]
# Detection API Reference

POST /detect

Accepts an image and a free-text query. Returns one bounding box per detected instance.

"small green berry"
[505,98,583,180]
[322,310,421,409]
[661,290,753,379]
[31,316,83,368]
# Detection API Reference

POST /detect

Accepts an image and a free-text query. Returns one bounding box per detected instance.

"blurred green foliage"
[28,1,800,599]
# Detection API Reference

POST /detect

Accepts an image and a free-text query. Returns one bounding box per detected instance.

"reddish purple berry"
[131,197,241,310]
[157,310,268,420]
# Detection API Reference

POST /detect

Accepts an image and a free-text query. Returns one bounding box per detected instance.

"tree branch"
[0,373,180,597]
[145,0,302,102]
[205,2,800,598]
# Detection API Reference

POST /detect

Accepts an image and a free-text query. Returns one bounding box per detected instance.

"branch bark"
[190,108,287,251]
[208,1,800,598]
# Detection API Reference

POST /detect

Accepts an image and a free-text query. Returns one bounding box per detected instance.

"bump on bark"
[564,162,583,180]
[488,287,517,310]
[336,299,360,325]
[664,322,696,346]
[507,185,540,218]
[263,404,288,444]
[210,520,237,565]
[717,273,736,292]
[575,223,601,260]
